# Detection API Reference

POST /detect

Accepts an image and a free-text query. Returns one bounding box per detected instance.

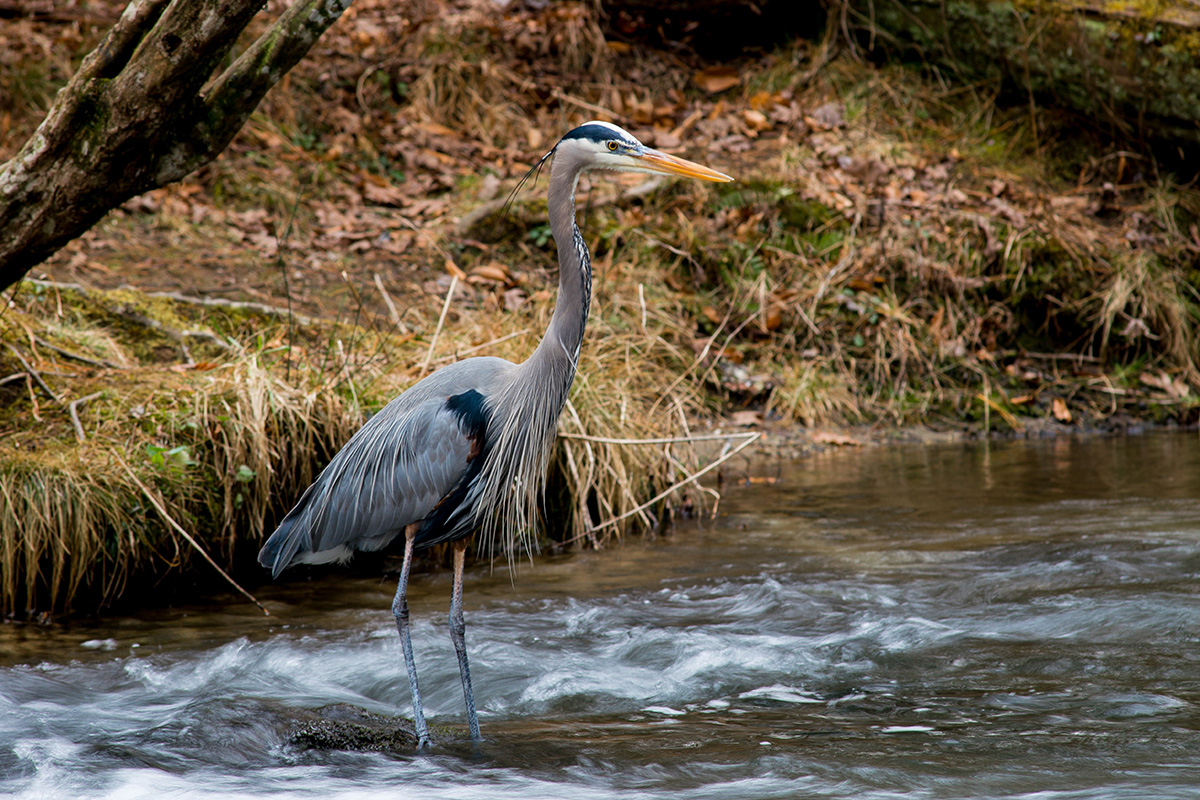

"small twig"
[145,290,314,326]
[394,216,462,271]
[1020,351,1102,363]
[0,372,27,387]
[32,335,123,369]
[374,273,402,328]
[585,431,761,536]
[422,274,458,375]
[118,457,270,616]
[24,374,42,420]
[434,329,530,364]
[356,63,383,114]
[68,391,104,443]
[557,431,759,446]
[25,277,88,293]
[4,342,59,401]
[635,229,700,269]
[182,329,233,349]
[549,87,623,121]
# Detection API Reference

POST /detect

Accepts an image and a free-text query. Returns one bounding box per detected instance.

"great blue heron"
[258,120,732,747]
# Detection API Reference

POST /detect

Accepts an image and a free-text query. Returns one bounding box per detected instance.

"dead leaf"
[1051,397,1073,423]
[468,262,512,285]
[362,180,406,206]
[245,231,278,257]
[742,109,771,132]
[378,231,413,255]
[693,66,740,94]
[716,347,743,364]
[748,91,784,111]
[1139,371,1190,399]
[810,430,862,446]
[945,188,969,204]
[503,288,527,312]
[445,258,466,281]
[743,476,779,485]
[414,121,458,138]
[729,410,760,426]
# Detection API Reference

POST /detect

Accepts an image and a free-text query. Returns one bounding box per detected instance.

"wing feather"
[258,357,513,576]
[260,394,471,575]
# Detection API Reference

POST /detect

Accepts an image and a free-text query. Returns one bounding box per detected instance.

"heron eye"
[607,141,618,152]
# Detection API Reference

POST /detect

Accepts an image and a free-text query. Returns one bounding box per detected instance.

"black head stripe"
[561,122,635,147]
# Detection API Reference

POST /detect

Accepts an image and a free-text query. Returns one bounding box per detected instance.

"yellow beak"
[634,148,734,182]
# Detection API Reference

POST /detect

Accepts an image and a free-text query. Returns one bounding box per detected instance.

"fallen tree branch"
[24,279,315,327]
[118,456,269,616]
[113,308,232,354]
[4,341,59,401]
[68,391,105,443]
[146,290,315,325]
[33,335,124,369]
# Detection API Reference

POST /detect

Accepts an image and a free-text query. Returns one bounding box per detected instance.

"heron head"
[556,120,733,183]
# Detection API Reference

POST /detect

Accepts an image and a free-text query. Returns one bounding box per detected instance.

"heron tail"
[257,483,318,578]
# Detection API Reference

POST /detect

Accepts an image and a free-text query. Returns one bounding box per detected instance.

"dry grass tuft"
[0,454,139,616]
[1094,253,1200,383]
[0,283,392,614]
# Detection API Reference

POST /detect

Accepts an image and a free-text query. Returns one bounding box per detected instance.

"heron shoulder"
[366,356,514,421]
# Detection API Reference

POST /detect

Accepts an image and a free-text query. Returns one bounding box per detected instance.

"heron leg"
[392,524,431,748]
[449,539,482,741]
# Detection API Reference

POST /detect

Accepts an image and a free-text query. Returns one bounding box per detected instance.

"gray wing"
[258,358,511,577]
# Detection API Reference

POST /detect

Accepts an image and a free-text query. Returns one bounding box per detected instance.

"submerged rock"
[285,704,419,752]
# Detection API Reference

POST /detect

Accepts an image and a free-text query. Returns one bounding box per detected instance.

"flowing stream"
[2,433,1199,799]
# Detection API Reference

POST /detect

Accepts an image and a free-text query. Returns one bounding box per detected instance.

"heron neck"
[525,158,591,381]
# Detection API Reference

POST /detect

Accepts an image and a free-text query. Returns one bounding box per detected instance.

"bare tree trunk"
[0,0,352,292]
